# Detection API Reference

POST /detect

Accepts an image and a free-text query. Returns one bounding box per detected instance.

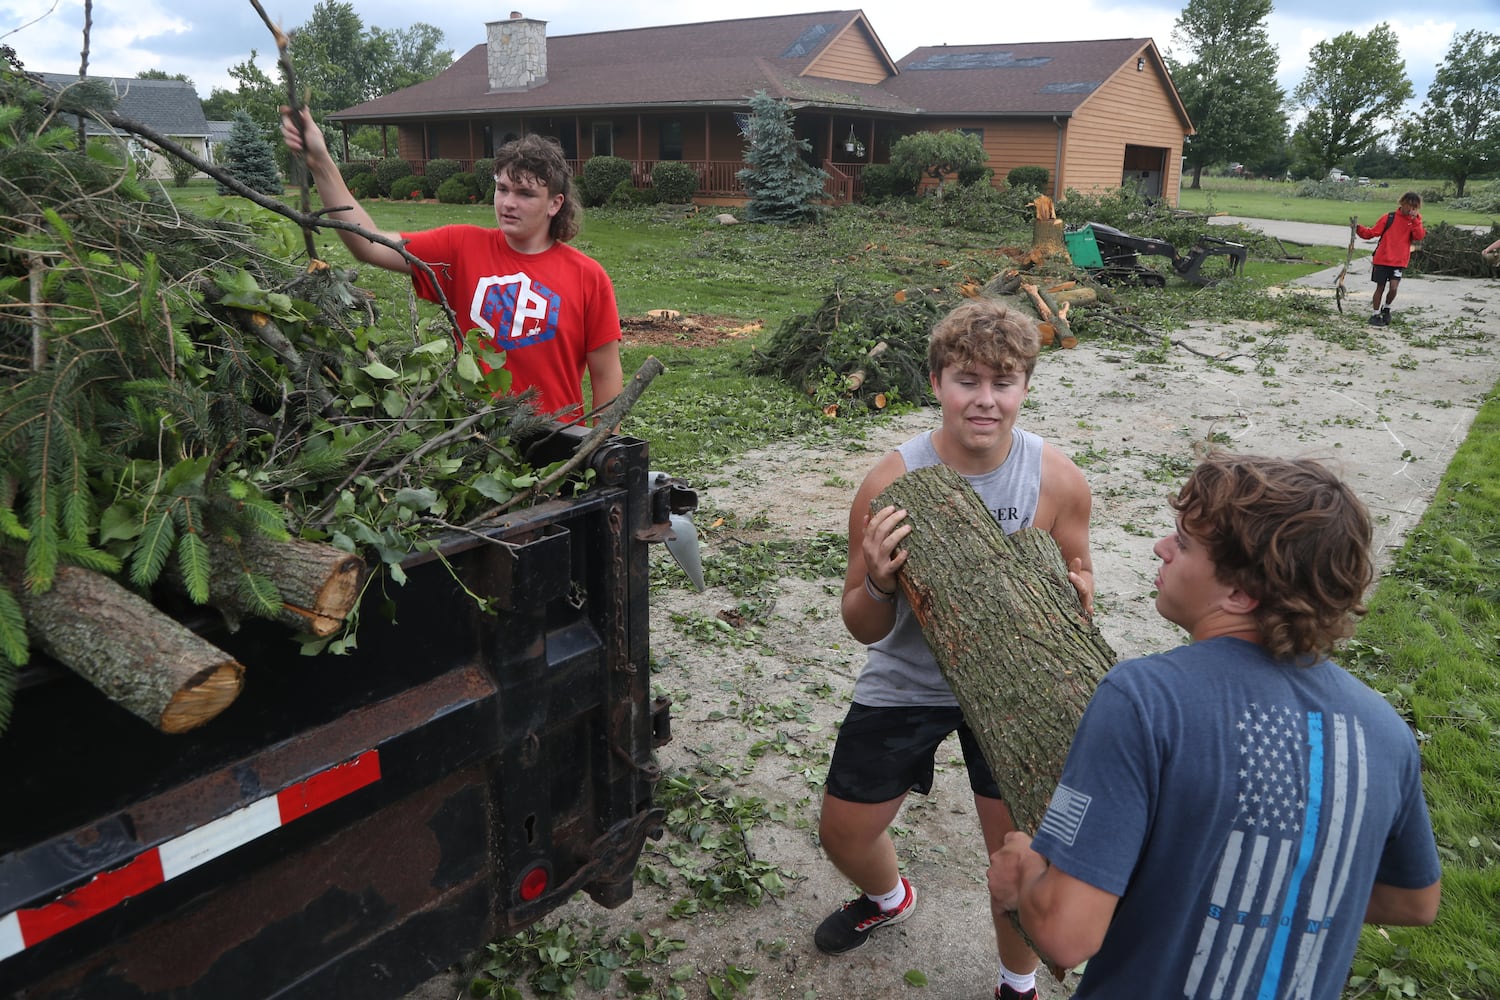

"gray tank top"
[852,427,1044,707]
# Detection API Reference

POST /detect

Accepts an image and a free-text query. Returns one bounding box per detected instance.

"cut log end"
[157,661,245,734]
[313,558,366,618]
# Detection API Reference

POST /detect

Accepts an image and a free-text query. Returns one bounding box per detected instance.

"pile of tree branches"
[1411,222,1500,278]
[743,281,953,411]
[0,51,569,732]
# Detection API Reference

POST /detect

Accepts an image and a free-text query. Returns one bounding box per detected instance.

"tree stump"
[14,564,244,733]
[874,464,1116,833]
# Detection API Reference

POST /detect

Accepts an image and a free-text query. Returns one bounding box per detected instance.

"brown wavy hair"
[493,133,580,242]
[927,299,1040,382]
[1171,453,1373,661]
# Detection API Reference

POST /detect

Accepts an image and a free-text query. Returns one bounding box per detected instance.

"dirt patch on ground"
[410,271,1500,1000]
[621,312,765,348]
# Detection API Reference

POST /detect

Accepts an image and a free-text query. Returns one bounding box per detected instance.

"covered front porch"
[330,108,897,204]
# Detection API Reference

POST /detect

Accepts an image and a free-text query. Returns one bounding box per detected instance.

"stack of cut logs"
[980,196,1108,348]
[8,537,365,734]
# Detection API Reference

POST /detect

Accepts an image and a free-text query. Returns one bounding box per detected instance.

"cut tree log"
[875,464,1118,980]
[201,534,368,637]
[1021,282,1076,347]
[12,563,245,733]
[874,464,1117,834]
[845,341,889,392]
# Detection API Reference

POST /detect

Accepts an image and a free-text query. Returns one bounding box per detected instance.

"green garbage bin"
[1063,226,1103,268]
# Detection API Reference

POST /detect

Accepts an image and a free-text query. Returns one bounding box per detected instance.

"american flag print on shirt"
[1183,703,1370,1000]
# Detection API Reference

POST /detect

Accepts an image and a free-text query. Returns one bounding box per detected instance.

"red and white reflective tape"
[0,749,381,962]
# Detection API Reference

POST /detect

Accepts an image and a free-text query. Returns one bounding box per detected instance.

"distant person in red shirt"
[280,108,622,421]
[1354,192,1424,327]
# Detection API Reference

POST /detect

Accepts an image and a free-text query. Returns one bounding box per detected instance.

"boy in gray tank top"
[814,299,1096,1000]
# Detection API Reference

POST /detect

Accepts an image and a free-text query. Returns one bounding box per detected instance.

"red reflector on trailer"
[518,865,549,901]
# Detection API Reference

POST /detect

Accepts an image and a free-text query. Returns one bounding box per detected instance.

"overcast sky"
[5,0,1495,110]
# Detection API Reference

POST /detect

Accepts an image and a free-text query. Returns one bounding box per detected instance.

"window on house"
[592,122,614,157]
[659,121,683,161]
[958,128,984,144]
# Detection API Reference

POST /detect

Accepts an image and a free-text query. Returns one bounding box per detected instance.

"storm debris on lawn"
[1411,222,1500,278]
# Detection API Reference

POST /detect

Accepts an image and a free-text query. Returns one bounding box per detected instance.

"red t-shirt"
[402,225,621,418]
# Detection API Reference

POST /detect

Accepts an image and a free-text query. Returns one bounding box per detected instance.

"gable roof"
[885,38,1185,121]
[326,13,1188,129]
[37,73,211,138]
[330,11,913,123]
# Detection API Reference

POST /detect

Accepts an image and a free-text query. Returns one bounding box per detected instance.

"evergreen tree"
[736,91,827,224]
[1292,24,1413,174]
[217,110,283,196]
[1399,30,1500,197]
[1165,0,1286,188]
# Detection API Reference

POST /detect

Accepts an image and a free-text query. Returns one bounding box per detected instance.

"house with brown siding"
[326,10,1192,206]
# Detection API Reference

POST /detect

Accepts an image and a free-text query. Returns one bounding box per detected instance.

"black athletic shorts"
[824,703,1003,802]
[1371,264,1404,283]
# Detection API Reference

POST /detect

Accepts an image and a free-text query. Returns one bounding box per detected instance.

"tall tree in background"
[1399,30,1500,197]
[1165,0,1286,188]
[137,69,195,87]
[1292,24,1412,174]
[202,5,451,132]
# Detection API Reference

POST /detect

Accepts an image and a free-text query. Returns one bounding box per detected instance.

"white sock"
[998,960,1037,995]
[866,879,906,911]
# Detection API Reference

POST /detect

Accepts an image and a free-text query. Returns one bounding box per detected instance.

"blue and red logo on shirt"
[470,272,561,350]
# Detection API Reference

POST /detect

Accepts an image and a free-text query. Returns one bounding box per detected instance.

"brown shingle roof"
[329,11,913,123]
[884,38,1154,116]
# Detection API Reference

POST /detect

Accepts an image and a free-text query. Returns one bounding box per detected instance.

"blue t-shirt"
[1031,637,1440,1000]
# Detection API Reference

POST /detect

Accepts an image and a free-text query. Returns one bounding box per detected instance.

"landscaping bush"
[859,163,915,203]
[347,171,380,199]
[473,157,495,198]
[389,174,426,201]
[337,160,374,184]
[167,153,197,188]
[436,176,480,204]
[373,158,414,198]
[957,164,993,188]
[424,158,463,189]
[651,161,698,203]
[1006,165,1049,192]
[608,178,656,206]
[580,156,633,207]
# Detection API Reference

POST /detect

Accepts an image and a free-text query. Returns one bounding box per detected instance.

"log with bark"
[198,534,368,638]
[12,563,245,733]
[874,464,1117,833]
[875,463,1118,980]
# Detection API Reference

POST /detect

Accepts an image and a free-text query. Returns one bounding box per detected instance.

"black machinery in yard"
[1065,222,1248,287]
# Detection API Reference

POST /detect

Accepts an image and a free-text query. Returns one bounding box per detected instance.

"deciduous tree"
[1165,0,1286,188]
[1399,30,1500,197]
[889,130,986,200]
[1292,24,1413,174]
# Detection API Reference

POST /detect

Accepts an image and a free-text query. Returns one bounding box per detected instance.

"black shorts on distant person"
[824,703,1003,802]
[1371,264,1403,283]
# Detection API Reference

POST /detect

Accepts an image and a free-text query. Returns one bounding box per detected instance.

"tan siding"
[805,26,889,84]
[913,118,1065,197]
[1064,62,1188,205]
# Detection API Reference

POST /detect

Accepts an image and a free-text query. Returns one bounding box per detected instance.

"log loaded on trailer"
[0,426,697,999]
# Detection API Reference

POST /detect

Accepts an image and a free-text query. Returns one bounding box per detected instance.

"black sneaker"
[813,877,915,954]
[1381,306,1392,324]
[1368,312,1384,326]
[996,987,1038,1000]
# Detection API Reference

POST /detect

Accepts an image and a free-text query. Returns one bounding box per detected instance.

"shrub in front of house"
[347,171,380,199]
[337,160,374,184]
[168,154,197,188]
[650,161,698,203]
[389,174,425,200]
[473,158,495,198]
[859,163,915,202]
[424,158,463,189]
[1006,165,1049,192]
[373,158,414,198]
[580,156,633,207]
[958,164,993,188]
[436,175,481,204]
[608,178,656,206]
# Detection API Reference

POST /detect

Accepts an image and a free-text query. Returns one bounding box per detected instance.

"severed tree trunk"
[200,534,367,637]
[875,464,1116,834]
[14,564,244,733]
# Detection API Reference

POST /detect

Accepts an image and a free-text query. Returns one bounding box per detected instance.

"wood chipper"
[1064,222,1247,287]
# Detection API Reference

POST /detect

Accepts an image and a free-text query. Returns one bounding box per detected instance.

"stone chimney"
[486,13,548,92]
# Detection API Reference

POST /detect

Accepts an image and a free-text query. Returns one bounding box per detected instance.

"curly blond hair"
[927,299,1040,382]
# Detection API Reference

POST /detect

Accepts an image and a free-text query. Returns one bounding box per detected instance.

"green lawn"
[1177,176,1499,229]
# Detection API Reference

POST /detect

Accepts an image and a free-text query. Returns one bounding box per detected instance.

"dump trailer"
[0,426,694,999]
[1064,222,1248,286]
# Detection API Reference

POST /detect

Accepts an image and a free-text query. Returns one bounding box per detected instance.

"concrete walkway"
[1208,214,1492,247]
